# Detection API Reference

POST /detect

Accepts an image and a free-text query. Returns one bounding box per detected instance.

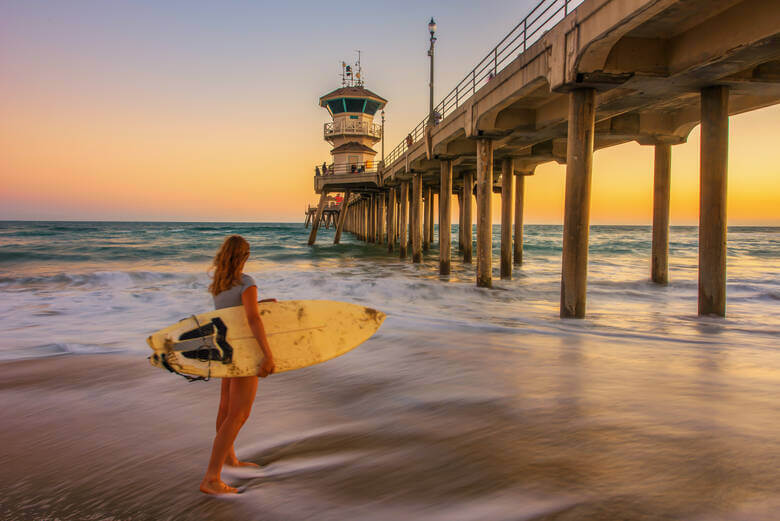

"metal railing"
[314,161,380,176]
[324,121,382,140]
[384,0,583,168]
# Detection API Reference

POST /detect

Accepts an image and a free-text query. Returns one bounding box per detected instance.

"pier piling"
[652,144,671,284]
[699,85,729,317]
[500,158,514,280]
[334,190,351,244]
[387,189,396,252]
[463,172,474,264]
[514,171,527,265]
[476,139,493,288]
[308,192,328,246]
[412,173,423,263]
[423,186,431,251]
[399,182,409,259]
[440,160,452,275]
[560,88,596,318]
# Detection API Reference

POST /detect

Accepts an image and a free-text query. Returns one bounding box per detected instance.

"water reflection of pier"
[306,0,780,319]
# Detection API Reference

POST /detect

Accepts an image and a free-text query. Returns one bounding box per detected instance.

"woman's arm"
[241,285,275,377]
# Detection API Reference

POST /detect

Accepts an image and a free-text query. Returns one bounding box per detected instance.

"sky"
[1,0,778,225]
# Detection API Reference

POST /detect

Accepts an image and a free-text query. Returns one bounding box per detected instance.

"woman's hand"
[258,356,275,378]
[242,285,275,378]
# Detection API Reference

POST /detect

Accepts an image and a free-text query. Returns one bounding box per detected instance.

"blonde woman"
[200,235,275,495]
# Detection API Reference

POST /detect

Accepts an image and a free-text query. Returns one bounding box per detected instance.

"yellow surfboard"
[147,300,385,378]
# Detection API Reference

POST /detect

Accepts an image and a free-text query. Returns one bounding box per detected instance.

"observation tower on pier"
[307,56,387,246]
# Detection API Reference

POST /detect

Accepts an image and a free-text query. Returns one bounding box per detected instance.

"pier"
[307,0,780,318]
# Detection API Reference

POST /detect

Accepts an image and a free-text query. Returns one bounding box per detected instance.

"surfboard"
[147,300,385,378]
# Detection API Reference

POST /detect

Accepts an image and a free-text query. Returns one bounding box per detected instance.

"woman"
[200,235,275,495]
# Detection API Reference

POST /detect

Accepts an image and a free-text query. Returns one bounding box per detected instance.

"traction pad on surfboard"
[170,317,234,364]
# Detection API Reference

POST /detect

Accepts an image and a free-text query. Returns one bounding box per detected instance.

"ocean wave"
[0,342,119,361]
[0,270,191,289]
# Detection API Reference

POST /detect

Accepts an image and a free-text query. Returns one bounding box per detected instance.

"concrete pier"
[308,191,328,246]
[699,86,729,317]
[476,139,493,288]
[387,189,395,252]
[439,160,452,275]
[652,144,672,284]
[399,181,409,259]
[311,0,780,319]
[423,186,431,251]
[456,191,464,254]
[500,158,514,280]
[412,173,423,263]
[561,88,595,319]
[334,189,351,244]
[462,172,473,264]
[514,171,527,265]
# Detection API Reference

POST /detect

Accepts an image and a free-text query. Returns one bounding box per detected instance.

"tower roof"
[319,86,387,108]
[329,142,378,155]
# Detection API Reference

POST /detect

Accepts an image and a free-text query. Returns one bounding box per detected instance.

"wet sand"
[2,328,780,521]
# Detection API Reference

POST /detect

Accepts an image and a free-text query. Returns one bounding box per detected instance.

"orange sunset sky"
[1,1,778,225]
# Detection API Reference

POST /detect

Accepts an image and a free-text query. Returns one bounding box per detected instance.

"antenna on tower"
[354,50,363,86]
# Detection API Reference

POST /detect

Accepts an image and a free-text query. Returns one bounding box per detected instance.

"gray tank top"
[213,274,256,310]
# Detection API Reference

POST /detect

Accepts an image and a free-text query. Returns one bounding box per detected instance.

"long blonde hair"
[209,235,250,296]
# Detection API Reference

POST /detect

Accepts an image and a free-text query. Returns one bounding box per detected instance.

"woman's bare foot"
[226,458,260,468]
[199,478,238,495]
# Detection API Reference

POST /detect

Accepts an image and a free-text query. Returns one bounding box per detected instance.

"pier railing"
[314,161,380,176]
[384,0,583,168]
[324,121,382,140]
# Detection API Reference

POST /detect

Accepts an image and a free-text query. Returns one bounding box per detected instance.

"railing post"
[472,70,476,95]
[494,48,498,76]
[455,85,459,108]
[523,19,527,52]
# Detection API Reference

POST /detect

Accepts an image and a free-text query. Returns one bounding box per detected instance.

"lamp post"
[428,17,437,125]
[381,109,385,164]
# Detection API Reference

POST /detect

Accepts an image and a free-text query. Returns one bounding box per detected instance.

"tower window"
[364,100,380,115]
[327,99,345,114]
[345,98,365,113]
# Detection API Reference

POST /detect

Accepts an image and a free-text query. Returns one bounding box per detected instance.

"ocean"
[1,221,779,520]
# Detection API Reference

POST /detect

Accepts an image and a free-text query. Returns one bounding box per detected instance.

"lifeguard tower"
[308,56,387,245]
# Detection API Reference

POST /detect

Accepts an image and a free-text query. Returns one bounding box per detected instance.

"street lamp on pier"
[381,109,385,164]
[428,17,437,126]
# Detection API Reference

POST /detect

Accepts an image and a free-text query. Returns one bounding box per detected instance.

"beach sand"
[3,328,780,521]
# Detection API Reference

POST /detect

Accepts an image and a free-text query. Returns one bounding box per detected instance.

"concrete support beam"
[463,172,474,264]
[440,160,452,275]
[561,88,596,318]
[476,139,494,288]
[307,191,328,246]
[514,172,527,265]
[408,187,413,251]
[500,158,514,280]
[334,190,351,244]
[387,190,395,252]
[369,196,374,243]
[652,144,672,284]
[377,194,385,245]
[456,191,464,254]
[412,173,423,263]
[423,186,431,251]
[699,85,729,317]
[399,182,409,259]
[429,191,436,246]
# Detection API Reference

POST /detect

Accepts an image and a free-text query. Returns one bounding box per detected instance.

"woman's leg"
[216,378,259,468]
[200,376,259,494]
